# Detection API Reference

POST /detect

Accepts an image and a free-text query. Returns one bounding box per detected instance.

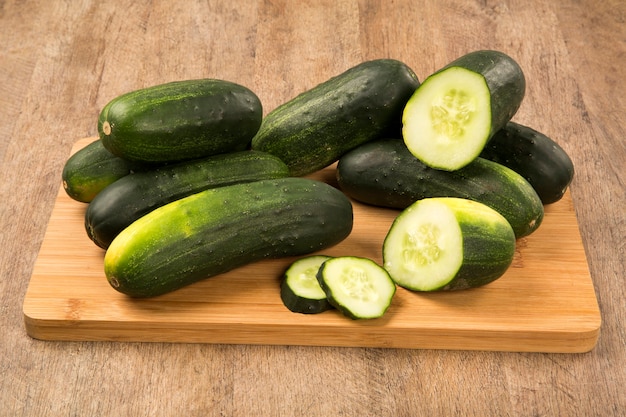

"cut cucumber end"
[402,67,492,171]
[383,198,464,291]
[317,257,396,320]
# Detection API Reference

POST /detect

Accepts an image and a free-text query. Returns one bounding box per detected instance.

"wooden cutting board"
[23,138,601,352]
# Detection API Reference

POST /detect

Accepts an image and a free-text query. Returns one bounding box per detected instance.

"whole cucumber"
[480,121,575,204]
[98,78,263,163]
[251,59,420,176]
[104,177,354,297]
[85,150,290,249]
[336,139,543,238]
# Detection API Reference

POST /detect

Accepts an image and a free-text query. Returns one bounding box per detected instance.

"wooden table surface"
[1,0,624,415]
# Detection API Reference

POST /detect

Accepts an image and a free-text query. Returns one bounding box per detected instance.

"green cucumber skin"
[85,150,290,249]
[98,79,263,163]
[443,50,526,138]
[280,280,334,314]
[104,178,354,298]
[445,204,516,290]
[336,139,544,238]
[480,121,575,204]
[62,139,149,203]
[251,59,420,176]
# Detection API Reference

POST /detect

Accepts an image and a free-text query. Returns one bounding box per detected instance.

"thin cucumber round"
[280,255,334,314]
[317,256,396,320]
[402,50,525,171]
[383,197,516,291]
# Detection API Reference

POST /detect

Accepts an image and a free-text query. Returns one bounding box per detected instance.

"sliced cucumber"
[402,50,525,171]
[281,255,334,314]
[317,257,396,320]
[383,197,516,291]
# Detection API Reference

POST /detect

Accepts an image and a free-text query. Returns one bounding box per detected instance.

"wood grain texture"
[23,139,600,353]
[1,0,625,416]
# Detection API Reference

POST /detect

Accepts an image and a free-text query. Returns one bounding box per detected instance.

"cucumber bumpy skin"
[98,78,263,163]
[383,197,516,291]
[251,59,420,176]
[85,150,290,249]
[62,139,149,203]
[402,50,525,171]
[479,121,575,204]
[104,178,354,298]
[336,139,544,238]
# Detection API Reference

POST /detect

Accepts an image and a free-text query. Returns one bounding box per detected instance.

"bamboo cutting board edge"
[23,138,602,352]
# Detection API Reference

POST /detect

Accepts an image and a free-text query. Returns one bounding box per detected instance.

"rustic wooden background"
[1,0,624,415]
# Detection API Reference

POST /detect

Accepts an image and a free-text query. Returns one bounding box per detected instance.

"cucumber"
[479,121,575,204]
[336,139,543,238]
[280,255,334,314]
[104,177,354,298]
[251,59,420,176]
[316,256,396,319]
[85,150,290,249]
[62,139,149,203]
[383,197,516,291]
[402,50,526,171]
[98,78,263,163]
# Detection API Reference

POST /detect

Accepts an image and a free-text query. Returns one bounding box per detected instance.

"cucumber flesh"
[317,257,396,320]
[402,67,492,171]
[281,255,334,314]
[383,199,464,290]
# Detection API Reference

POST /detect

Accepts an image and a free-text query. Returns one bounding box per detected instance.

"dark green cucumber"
[251,59,420,176]
[281,255,334,314]
[383,197,516,291]
[402,50,525,170]
[104,177,354,298]
[479,121,575,204]
[98,78,263,163]
[336,139,543,238]
[316,256,396,319]
[85,150,290,249]
[62,139,149,203]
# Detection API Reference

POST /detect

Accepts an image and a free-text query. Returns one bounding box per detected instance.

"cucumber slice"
[383,197,516,291]
[280,255,334,314]
[402,50,525,171]
[317,257,396,320]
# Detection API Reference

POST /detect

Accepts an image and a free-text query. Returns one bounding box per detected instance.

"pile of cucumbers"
[62,50,574,320]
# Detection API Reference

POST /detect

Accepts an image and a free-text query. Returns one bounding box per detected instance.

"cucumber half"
[317,256,396,320]
[403,67,491,171]
[383,197,516,291]
[281,255,334,314]
[402,50,525,171]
